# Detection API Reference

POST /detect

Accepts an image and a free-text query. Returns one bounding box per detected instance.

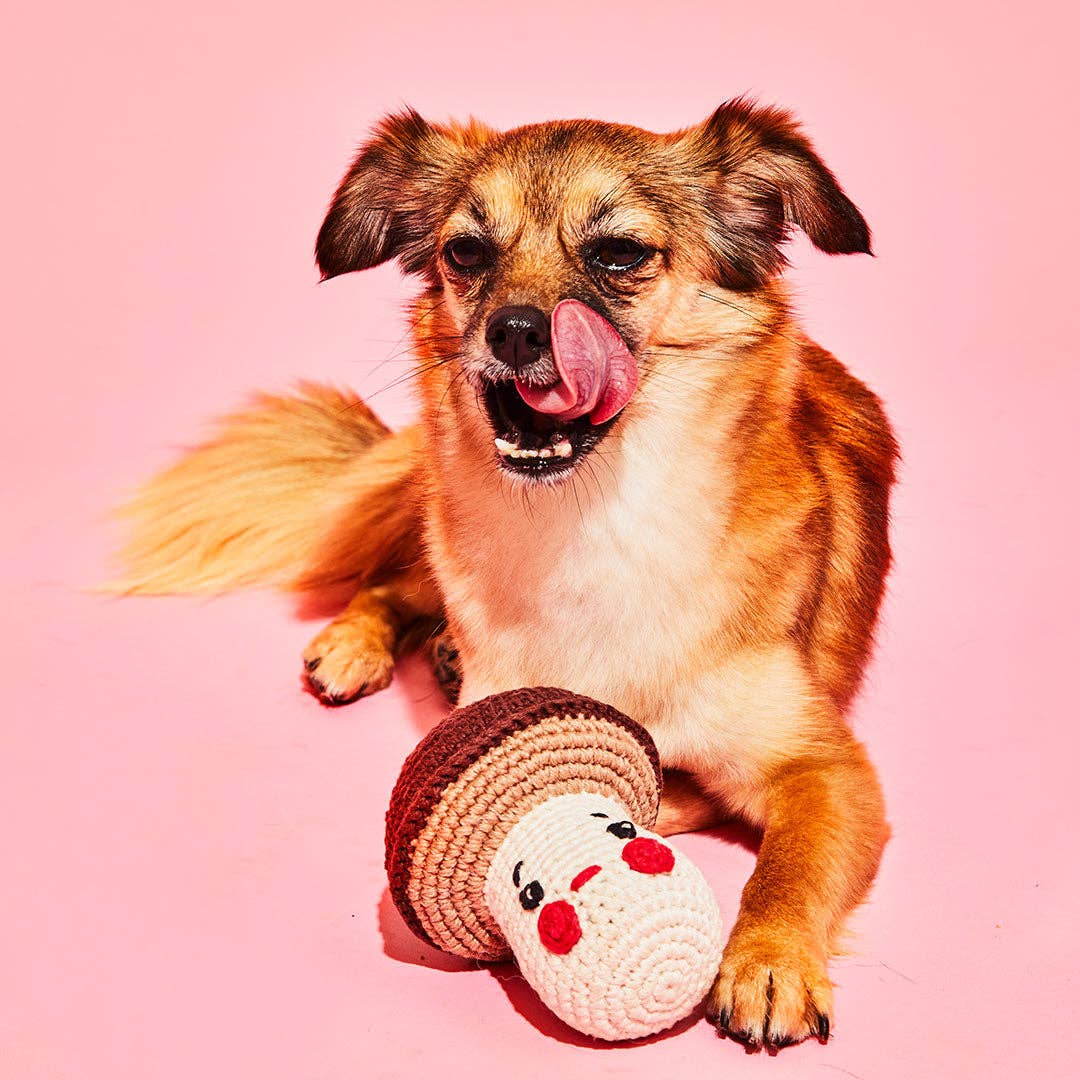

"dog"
[114,98,897,1051]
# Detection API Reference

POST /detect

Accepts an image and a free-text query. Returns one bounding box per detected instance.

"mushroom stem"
[485,793,724,1042]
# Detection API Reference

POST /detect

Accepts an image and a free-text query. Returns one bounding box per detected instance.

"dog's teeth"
[497,435,573,463]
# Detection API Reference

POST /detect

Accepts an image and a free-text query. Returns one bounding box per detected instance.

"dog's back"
[791,341,897,707]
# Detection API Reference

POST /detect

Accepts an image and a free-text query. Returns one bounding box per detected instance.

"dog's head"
[316,100,870,485]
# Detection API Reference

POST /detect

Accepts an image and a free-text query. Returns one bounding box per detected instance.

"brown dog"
[115,98,897,1051]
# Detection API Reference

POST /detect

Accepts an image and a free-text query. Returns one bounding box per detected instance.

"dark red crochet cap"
[384,687,662,961]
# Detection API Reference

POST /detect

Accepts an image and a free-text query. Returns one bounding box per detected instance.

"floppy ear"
[315,110,486,280]
[686,98,871,290]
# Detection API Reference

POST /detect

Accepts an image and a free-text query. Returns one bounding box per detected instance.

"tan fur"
[114,102,897,1051]
[111,385,428,595]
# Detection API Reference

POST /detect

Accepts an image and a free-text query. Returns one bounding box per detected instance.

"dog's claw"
[706,930,834,1053]
[306,674,365,706]
[766,1038,792,1055]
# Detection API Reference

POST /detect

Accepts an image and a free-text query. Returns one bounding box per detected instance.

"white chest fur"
[429,397,752,763]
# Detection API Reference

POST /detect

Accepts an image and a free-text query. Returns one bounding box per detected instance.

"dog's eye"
[606,820,637,840]
[590,238,650,272]
[444,236,490,273]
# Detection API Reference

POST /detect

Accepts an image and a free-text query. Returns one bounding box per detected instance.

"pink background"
[3,2,1077,1077]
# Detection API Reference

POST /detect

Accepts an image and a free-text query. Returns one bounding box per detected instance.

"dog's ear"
[684,98,871,289]
[316,110,487,280]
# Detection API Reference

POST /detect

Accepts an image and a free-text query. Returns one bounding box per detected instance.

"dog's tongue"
[515,299,638,425]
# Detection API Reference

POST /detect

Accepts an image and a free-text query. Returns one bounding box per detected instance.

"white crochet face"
[485,792,723,1041]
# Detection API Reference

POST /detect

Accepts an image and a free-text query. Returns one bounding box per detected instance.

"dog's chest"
[436,448,738,711]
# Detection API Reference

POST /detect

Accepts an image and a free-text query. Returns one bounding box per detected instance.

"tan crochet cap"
[384,687,662,961]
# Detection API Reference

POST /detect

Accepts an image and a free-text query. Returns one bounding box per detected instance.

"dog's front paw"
[707,927,832,1052]
[302,624,395,705]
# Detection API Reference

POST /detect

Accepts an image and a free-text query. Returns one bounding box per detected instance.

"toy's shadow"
[377,886,707,1047]
[377,888,474,973]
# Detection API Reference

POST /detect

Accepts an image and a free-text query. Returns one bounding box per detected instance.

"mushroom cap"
[385,688,662,960]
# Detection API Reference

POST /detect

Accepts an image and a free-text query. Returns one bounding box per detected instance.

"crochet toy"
[385,687,723,1041]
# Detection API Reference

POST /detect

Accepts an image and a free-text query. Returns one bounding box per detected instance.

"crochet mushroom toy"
[385,687,723,1041]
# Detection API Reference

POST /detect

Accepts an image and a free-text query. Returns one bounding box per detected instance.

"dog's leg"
[707,735,887,1050]
[302,572,439,705]
[674,646,888,1050]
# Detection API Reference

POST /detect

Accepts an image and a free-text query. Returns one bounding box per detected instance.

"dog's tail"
[107,384,424,595]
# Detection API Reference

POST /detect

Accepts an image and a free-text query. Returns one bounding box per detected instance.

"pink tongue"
[515,299,638,425]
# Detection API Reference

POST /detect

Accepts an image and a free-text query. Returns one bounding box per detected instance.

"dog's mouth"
[476,298,640,482]
[481,380,616,481]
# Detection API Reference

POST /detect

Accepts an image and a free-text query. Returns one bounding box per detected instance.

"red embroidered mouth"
[570,864,602,891]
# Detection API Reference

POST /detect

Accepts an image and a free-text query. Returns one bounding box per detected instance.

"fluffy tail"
[108,384,424,595]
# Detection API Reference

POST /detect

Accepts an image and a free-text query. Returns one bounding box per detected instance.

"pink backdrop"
[3,2,1077,1077]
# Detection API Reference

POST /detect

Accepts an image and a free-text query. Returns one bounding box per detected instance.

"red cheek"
[621,836,675,875]
[537,900,582,954]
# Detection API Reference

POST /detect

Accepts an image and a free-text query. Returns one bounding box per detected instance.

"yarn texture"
[385,688,660,959]
[383,687,722,1041]
[486,793,724,1041]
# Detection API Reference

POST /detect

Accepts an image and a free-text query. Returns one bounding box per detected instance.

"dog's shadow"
[388,650,455,736]
[291,581,362,623]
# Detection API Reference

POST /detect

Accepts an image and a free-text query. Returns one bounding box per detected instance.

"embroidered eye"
[444,236,490,273]
[590,237,651,272]
[519,880,545,911]
[606,820,637,840]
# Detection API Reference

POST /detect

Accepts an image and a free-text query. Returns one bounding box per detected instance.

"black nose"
[485,306,550,372]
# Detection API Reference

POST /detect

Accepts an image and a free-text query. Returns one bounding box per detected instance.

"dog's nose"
[485,306,550,372]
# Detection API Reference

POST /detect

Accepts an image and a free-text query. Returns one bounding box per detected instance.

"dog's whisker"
[568,465,587,526]
[432,366,470,443]
[360,298,449,383]
[587,445,619,485]
[367,353,464,399]
[697,291,808,349]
